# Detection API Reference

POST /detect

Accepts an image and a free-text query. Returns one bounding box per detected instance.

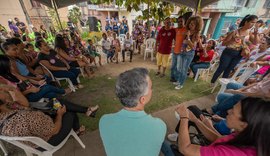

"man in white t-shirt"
[102,33,114,63]
[122,32,133,62]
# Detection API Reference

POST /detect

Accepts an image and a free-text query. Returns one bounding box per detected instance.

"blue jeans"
[52,68,80,85]
[170,52,181,81]
[177,50,195,85]
[103,49,114,60]
[211,82,245,117]
[213,120,231,135]
[211,48,242,83]
[27,84,65,102]
[190,62,210,76]
[161,140,176,156]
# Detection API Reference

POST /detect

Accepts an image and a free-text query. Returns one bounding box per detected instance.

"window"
[264,0,270,8]
[30,0,42,8]
[234,0,247,7]
[245,0,257,7]
[221,20,233,35]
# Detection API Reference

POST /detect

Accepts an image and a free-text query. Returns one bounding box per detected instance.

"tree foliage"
[67,6,82,25]
[48,8,67,31]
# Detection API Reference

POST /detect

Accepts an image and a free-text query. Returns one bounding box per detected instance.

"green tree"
[67,6,82,27]
[48,8,67,31]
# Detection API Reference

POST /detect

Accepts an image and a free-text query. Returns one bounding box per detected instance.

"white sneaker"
[167,132,179,142]
[175,85,183,90]
[173,82,180,85]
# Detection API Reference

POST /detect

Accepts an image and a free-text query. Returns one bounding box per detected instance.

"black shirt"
[38,49,66,67]
[16,22,26,33]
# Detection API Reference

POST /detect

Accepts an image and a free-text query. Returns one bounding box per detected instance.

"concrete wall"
[0,1,27,30]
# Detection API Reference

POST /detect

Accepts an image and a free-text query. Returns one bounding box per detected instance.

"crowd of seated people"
[1,13,270,156]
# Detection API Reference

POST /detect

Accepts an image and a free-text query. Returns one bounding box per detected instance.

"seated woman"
[2,39,48,85]
[36,39,83,89]
[250,54,270,79]
[0,84,99,119]
[0,96,83,148]
[169,97,270,156]
[0,55,71,102]
[54,35,93,78]
[204,71,270,118]
[190,39,216,78]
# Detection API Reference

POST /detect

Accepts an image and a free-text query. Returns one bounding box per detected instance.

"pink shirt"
[257,55,270,75]
[200,134,256,156]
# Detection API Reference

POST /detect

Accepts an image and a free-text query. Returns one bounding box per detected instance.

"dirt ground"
[94,52,158,77]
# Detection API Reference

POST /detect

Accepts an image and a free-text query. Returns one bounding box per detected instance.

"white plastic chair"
[0,129,85,156]
[39,63,79,92]
[211,62,259,95]
[144,38,156,61]
[119,34,126,40]
[194,52,219,82]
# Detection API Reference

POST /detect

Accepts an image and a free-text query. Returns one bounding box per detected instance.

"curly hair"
[186,16,204,33]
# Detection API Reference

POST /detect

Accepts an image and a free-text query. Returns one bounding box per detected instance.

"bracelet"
[180,116,189,120]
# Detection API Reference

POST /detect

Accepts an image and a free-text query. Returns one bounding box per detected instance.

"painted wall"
[0,1,27,30]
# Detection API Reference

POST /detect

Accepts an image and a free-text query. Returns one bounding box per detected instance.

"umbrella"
[163,0,220,14]
[35,0,87,8]
[163,0,219,9]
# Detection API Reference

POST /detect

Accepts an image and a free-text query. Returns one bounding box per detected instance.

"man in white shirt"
[102,33,114,63]
[122,32,133,62]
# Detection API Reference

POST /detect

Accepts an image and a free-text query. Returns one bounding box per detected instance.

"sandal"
[76,125,86,136]
[86,105,99,118]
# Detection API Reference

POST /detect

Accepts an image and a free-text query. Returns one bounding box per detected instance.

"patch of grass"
[64,70,213,132]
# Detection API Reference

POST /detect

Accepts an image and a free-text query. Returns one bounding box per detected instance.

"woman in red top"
[190,40,216,78]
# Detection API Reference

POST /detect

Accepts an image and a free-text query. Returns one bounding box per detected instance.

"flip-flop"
[76,125,86,136]
[86,105,99,118]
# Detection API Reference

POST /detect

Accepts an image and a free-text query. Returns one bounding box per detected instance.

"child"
[87,39,102,66]
[25,43,38,59]
[111,33,121,63]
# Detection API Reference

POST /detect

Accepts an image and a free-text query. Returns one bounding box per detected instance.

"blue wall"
[213,14,242,39]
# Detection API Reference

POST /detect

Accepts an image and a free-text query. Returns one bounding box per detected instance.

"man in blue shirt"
[105,21,112,32]
[228,18,241,32]
[99,68,167,156]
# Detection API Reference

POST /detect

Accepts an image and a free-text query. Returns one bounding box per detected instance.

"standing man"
[170,16,187,82]
[156,17,176,78]
[228,18,241,32]
[100,68,166,156]
[14,17,26,34]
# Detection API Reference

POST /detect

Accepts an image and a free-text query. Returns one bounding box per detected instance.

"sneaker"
[155,72,160,76]
[167,132,179,142]
[173,82,180,85]
[175,85,183,90]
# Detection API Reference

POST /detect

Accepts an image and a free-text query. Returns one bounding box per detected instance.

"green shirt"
[99,109,166,156]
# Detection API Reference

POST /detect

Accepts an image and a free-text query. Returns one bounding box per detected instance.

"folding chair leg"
[194,70,200,82]
[79,68,85,78]
[144,52,146,60]
[71,130,86,149]
[211,82,218,93]
[151,52,154,61]
[76,77,81,84]
[0,141,8,156]
[67,79,76,92]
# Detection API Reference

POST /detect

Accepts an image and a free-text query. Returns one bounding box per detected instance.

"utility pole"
[19,0,32,26]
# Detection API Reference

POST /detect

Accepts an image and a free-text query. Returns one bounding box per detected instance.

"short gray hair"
[115,68,149,108]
